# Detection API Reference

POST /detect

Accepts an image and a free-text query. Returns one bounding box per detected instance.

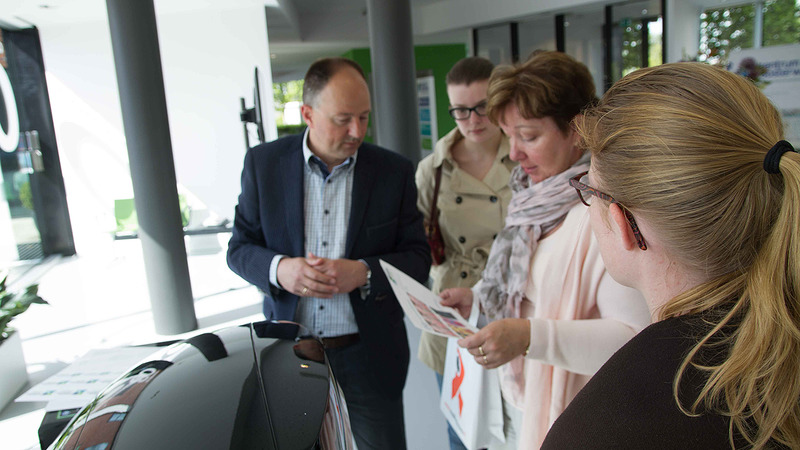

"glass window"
[475,24,514,65]
[763,0,800,46]
[699,4,756,63]
[647,19,663,68]
[616,16,662,79]
[608,0,663,84]
[518,16,557,59]
[621,20,644,77]
[564,10,606,94]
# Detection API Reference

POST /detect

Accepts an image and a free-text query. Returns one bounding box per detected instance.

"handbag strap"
[429,164,443,231]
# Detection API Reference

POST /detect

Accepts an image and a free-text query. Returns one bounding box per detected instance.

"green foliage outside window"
[700,0,800,64]
[763,0,800,46]
[273,79,304,127]
[700,4,756,63]
[277,124,306,137]
[619,18,663,79]
[19,181,33,210]
[648,22,663,68]
[621,21,644,77]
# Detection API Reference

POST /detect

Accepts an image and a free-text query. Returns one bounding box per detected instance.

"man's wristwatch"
[364,266,372,286]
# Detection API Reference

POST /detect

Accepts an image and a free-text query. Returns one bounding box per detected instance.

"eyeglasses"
[448,102,488,120]
[569,171,647,250]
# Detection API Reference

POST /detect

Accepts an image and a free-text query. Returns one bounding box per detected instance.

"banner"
[728,44,800,144]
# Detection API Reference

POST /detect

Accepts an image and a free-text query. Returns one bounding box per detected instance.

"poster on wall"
[417,73,438,160]
[728,44,800,145]
[782,109,800,147]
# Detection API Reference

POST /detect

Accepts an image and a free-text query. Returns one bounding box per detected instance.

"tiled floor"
[0,235,446,450]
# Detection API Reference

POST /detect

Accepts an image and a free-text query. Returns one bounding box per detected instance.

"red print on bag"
[451,347,465,415]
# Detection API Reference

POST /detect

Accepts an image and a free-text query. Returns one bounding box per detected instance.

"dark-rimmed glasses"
[448,101,487,120]
[569,171,647,250]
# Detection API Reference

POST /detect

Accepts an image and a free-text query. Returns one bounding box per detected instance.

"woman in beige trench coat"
[415,56,517,450]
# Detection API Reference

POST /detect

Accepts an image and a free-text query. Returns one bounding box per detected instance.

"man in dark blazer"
[227,57,431,450]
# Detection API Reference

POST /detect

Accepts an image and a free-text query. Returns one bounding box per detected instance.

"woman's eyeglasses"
[448,102,488,120]
[569,171,647,250]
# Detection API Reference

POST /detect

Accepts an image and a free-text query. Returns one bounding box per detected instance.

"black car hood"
[50,321,332,450]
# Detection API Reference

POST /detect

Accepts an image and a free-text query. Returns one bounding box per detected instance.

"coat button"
[460,271,467,279]
[490,196,498,203]
[458,236,466,243]
[455,196,462,204]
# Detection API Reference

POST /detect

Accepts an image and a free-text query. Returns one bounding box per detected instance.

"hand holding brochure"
[379,260,478,338]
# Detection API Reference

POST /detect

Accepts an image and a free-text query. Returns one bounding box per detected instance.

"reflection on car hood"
[49,321,335,450]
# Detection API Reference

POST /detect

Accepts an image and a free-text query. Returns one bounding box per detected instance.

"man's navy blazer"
[227,132,432,399]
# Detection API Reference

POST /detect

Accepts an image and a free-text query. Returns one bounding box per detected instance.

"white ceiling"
[264,0,459,81]
[0,0,279,27]
[0,0,739,82]
[0,0,455,81]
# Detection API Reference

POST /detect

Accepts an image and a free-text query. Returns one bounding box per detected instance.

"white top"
[488,203,650,449]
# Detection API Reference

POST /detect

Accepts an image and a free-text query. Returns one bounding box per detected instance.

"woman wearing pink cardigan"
[441,51,650,449]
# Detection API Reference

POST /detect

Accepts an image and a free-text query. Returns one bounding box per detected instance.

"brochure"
[379,259,477,339]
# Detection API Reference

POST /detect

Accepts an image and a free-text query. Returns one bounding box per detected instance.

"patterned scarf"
[477,153,591,319]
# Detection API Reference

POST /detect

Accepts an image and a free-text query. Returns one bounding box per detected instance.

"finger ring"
[301,286,308,295]
[478,346,485,356]
[483,355,488,365]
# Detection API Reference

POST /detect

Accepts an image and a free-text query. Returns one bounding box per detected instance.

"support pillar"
[366,0,421,164]
[106,0,197,334]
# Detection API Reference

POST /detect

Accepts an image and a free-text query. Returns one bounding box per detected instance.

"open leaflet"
[379,259,478,339]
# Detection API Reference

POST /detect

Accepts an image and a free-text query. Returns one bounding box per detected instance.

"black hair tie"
[763,140,795,174]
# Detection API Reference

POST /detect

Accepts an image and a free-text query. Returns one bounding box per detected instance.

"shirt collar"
[302,128,358,172]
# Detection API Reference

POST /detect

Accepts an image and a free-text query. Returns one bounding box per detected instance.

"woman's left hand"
[457,318,530,369]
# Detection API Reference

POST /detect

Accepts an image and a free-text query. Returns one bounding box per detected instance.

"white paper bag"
[439,337,505,450]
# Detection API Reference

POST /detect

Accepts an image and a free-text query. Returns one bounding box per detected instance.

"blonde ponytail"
[580,62,800,448]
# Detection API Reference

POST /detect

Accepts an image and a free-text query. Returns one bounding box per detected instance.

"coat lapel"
[280,142,306,257]
[346,148,374,257]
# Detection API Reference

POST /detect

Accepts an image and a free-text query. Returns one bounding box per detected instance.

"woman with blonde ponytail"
[542,62,800,449]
